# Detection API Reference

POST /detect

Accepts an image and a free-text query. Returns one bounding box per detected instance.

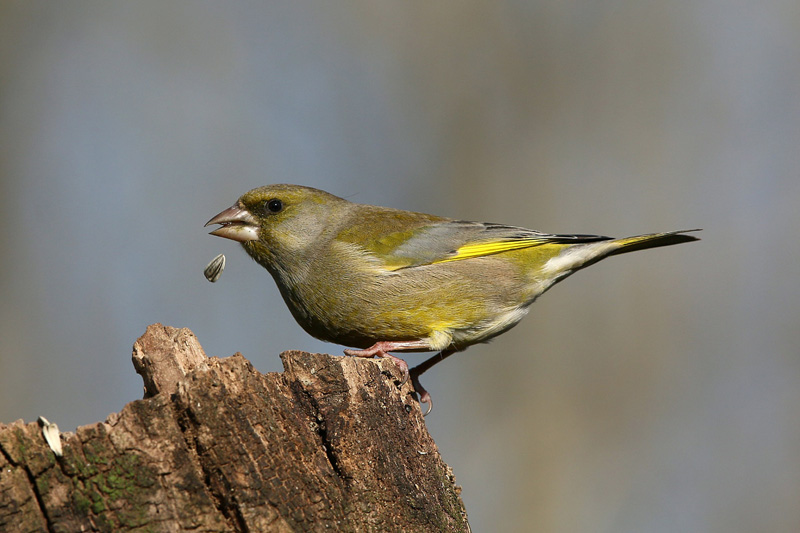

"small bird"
[206,184,699,414]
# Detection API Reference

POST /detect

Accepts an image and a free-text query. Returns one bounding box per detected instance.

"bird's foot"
[406,349,456,416]
[409,366,433,416]
[344,342,410,385]
[345,341,450,416]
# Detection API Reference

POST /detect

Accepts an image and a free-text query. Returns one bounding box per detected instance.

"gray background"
[2,2,798,531]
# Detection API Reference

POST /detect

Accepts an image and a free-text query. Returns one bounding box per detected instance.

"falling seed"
[204,253,226,282]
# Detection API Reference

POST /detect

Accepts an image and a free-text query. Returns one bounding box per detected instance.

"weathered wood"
[0,324,469,532]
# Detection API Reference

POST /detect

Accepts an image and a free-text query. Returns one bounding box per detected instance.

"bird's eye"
[266,199,283,213]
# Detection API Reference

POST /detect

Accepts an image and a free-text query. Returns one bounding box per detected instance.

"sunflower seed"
[38,416,63,457]
[204,253,226,282]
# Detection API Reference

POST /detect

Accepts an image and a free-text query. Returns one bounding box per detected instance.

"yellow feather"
[433,239,544,263]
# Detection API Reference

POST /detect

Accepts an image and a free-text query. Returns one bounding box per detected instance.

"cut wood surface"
[0,324,469,532]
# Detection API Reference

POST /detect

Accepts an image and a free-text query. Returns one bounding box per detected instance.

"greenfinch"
[206,184,699,413]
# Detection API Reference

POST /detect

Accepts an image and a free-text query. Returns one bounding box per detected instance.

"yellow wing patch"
[433,239,545,263]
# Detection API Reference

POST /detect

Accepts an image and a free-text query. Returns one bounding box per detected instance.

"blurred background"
[1,2,798,531]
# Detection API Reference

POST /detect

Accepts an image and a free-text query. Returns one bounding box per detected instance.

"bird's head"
[206,184,348,268]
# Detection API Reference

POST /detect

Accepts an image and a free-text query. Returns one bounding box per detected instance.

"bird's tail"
[539,229,701,280]
[607,229,702,256]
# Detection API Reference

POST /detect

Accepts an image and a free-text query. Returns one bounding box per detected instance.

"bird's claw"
[419,395,432,417]
[410,368,433,416]
[345,343,445,416]
[344,346,410,387]
[381,353,410,386]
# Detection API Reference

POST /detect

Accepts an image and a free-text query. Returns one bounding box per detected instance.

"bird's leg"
[409,349,456,416]
[344,340,432,385]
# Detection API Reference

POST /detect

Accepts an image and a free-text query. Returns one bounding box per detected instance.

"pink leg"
[344,340,432,385]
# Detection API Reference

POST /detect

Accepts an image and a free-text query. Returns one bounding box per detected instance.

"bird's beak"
[205,204,260,243]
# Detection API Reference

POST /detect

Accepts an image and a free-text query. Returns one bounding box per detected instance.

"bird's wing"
[345,217,613,270]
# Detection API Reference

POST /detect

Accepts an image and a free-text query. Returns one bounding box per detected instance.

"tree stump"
[0,324,470,532]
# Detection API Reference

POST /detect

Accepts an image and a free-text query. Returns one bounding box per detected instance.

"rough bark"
[0,324,469,532]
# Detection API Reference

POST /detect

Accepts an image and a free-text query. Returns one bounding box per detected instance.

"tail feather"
[540,229,701,279]
[608,229,702,256]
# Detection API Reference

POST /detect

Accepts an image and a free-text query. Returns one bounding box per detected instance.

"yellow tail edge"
[609,229,702,256]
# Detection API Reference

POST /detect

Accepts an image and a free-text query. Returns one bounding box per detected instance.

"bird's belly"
[280,260,532,350]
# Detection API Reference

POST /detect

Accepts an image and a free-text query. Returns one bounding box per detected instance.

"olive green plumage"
[206,184,700,356]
